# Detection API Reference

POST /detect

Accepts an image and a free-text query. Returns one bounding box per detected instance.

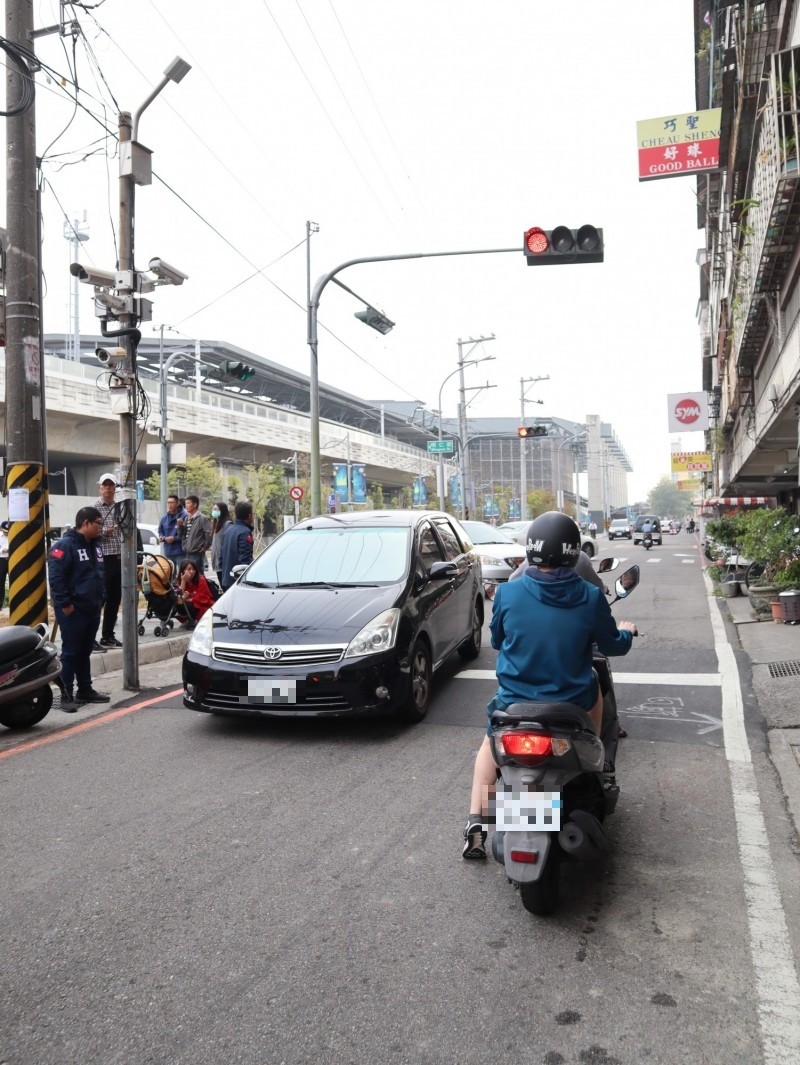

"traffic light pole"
[518,375,549,522]
[308,246,517,517]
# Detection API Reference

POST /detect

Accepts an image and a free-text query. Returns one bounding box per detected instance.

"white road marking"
[703,570,800,1063]
[681,558,695,564]
[457,670,721,686]
[646,557,661,563]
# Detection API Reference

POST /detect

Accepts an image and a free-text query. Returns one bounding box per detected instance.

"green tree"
[527,488,557,518]
[242,463,290,539]
[144,455,222,506]
[647,477,694,518]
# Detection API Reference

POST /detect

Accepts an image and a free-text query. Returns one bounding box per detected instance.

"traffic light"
[523,225,603,266]
[518,426,548,438]
[219,360,256,381]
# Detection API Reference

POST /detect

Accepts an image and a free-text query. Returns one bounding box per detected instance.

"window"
[417,523,445,573]
[434,519,463,561]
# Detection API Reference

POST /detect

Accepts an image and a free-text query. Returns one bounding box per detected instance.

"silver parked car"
[461,521,527,587]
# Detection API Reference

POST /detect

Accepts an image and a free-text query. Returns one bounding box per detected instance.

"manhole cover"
[767,661,800,678]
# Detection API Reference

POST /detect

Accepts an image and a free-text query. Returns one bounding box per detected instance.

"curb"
[768,728,800,841]
[90,633,190,675]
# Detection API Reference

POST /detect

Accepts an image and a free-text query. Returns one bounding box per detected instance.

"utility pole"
[519,374,549,522]
[5,0,48,627]
[457,335,495,519]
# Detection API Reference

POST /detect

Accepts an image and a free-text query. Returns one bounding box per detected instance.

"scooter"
[642,531,653,550]
[488,564,640,916]
[0,623,61,729]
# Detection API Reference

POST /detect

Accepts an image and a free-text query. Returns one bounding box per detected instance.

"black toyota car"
[183,510,484,724]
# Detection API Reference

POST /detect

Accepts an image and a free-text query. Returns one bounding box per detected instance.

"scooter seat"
[0,625,41,664]
[493,701,592,732]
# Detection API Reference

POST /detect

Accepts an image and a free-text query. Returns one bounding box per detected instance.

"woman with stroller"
[176,559,215,626]
[209,502,231,587]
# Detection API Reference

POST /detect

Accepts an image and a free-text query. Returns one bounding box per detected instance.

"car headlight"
[477,553,502,567]
[188,610,214,657]
[345,608,401,659]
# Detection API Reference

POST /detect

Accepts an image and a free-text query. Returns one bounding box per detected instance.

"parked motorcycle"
[488,564,640,916]
[0,623,61,730]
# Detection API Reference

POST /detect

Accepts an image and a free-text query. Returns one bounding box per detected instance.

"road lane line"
[0,688,183,761]
[704,570,800,1063]
[456,670,721,686]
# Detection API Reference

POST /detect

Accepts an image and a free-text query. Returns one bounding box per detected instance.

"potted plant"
[736,507,797,614]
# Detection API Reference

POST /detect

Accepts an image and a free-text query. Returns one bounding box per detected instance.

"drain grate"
[768,661,800,678]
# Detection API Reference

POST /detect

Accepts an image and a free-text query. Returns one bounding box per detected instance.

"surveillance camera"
[148,257,188,286]
[96,346,126,367]
[70,263,117,289]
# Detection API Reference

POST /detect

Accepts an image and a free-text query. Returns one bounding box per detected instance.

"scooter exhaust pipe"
[558,812,609,860]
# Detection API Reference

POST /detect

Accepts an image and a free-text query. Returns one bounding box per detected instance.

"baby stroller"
[138,554,182,638]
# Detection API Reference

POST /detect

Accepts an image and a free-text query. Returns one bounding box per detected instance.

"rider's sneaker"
[462,817,487,860]
[602,759,617,789]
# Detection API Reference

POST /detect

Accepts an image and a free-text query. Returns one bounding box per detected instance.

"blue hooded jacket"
[490,568,632,709]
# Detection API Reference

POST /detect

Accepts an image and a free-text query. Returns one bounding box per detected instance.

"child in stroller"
[137,554,181,638]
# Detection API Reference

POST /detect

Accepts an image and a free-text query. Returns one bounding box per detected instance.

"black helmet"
[525,511,582,568]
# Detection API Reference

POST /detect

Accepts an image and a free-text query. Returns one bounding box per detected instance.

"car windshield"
[462,522,517,545]
[611,520,627,527]
[245,527,411,586]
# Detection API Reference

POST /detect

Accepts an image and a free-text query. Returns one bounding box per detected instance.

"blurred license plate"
[245,677,298,705]
[495,786,562,832]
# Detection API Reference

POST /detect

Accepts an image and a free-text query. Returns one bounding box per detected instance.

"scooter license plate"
[494,786,562,832]
[244,677,298,704]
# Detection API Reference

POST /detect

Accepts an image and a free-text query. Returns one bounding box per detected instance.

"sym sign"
[667,392,709,433]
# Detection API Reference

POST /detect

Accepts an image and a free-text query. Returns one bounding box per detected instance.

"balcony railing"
[732,45,800,371]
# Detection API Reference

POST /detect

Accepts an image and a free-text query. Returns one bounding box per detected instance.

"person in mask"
[209,501,231,587]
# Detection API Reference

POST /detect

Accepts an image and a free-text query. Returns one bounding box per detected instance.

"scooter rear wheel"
[519,847,561,916]
[0,684,53,730]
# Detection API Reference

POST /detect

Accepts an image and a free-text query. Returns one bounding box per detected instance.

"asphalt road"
[2,535,799,1065]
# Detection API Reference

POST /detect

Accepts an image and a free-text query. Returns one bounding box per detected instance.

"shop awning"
[705,497,773,506]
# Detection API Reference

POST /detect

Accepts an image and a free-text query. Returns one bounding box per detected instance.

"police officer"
[48,506,111,712]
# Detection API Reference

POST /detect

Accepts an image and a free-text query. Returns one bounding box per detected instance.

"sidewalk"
[721,587,800,838]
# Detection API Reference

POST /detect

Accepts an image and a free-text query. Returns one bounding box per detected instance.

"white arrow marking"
[618,710,723,733]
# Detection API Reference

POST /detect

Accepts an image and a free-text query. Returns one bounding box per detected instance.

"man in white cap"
[93,472,123,650]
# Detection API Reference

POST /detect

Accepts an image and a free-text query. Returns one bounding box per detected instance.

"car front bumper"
[182,648,408,718]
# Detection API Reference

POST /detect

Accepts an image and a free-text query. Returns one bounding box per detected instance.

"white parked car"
[138,523,163,556]
[498,518,598,558]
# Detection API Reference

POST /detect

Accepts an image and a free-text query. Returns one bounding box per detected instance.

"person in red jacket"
[176,559,215,625]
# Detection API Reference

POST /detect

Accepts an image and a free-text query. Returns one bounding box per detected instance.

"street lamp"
[307,243,519,516]
[554,429,587,514]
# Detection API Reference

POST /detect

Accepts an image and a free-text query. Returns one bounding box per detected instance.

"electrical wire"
[0,35,36,116]
[39,32,80,162]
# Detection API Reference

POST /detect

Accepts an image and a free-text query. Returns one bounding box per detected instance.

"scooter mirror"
[614,564,640,599]
[597,557,619,574]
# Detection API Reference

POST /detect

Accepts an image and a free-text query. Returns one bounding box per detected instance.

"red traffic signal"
[518,426,548,438]
[523,225,603,265]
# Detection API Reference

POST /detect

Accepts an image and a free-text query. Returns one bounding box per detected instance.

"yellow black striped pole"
[7,462,48,626]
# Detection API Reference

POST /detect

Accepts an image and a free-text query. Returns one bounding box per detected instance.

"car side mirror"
[597,558,619,574]
[613,564,640,600]
[428,561,458,581]
[230,564,248,582]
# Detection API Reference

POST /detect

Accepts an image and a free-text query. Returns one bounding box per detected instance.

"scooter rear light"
[499,733,553,757]
[510,849,539,864]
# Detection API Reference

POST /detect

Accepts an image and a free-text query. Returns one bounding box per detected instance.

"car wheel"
[397,639,432,724]
[582,541,595,558]
[458,599,483,660]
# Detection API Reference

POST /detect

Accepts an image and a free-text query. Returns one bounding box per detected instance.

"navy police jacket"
[48,528,105,613]
[219,520,254,589]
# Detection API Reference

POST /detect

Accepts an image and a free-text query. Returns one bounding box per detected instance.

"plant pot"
[771,599,785,622]
[748,584,781,616]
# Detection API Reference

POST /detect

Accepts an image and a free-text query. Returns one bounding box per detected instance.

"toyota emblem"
[264,646,283,660]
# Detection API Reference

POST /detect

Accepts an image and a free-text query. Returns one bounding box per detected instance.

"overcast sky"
[20,0,703,500]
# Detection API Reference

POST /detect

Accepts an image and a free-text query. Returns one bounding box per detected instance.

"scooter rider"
[641,518,654,546]
[462,511,637,859]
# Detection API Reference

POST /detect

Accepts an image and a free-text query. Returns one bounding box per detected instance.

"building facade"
[696,2,800,511]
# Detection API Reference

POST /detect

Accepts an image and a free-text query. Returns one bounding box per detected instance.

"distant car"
[498,518,598,558]
[633,515,662,545]
[138,523,163,557]
[608,518,632,540]
[461,520,527,587]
